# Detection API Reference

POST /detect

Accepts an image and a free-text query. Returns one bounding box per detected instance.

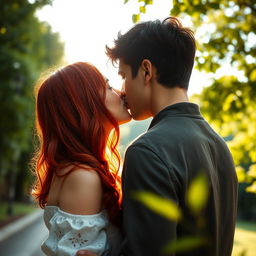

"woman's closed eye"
[105,78,113,90]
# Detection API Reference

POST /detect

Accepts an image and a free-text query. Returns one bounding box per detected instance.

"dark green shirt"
[121,102,238,256]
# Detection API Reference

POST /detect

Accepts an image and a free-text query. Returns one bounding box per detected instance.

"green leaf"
[236,166,246,183]
[139,0,153,4]
[170,5,180,16]
[132,14,140,23]
[132,191,182,221]
[209,2,220,10]
[163,236,207,254]
[238,249,247,256]
[223,94,236,112]
[145,0,153,5]
[246,181,256,193]
[139,6,146,14]
[124,0,129,4]
[186,173,209,215]
[249,69,256,82]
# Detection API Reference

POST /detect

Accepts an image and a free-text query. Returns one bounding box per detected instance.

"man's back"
[122,102,237,256]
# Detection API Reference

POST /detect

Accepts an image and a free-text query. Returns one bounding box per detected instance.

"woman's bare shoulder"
[58,166,103,215]
[64,167,101,186]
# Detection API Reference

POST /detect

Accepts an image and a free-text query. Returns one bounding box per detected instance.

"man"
[78,17,238,256]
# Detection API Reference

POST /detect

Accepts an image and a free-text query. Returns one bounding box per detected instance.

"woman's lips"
[121,94,130,109]
[124,100,130,109]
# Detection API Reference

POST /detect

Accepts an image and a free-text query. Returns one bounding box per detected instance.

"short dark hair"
[106,17,196,89]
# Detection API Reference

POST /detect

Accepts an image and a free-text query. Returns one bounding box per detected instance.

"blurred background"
[0,0,255,255]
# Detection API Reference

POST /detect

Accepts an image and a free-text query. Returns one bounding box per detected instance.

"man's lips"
[120,94,130,109]
[123,99,130,109]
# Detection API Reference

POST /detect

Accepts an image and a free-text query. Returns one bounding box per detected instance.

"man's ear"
[141,59,153,83]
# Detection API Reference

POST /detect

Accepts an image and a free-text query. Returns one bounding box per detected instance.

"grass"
[232,221,256,256]
[0,202,37,222]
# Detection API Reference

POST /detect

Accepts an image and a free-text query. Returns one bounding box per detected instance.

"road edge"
[0,208,43,243]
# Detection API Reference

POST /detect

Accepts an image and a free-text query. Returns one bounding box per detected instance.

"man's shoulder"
[128,119,177,147]
[128,129,156,149]
[125,127,167,158]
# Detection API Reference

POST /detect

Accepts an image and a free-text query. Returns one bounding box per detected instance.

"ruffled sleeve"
[42,206,109,256]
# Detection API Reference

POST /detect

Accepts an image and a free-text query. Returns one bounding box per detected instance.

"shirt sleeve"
[42,211,109,256]
[121,144,179,256]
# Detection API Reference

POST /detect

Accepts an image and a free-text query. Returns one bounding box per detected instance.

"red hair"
[32,62,121,225]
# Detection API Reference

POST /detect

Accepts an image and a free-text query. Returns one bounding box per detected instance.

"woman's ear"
[141,59,152,83]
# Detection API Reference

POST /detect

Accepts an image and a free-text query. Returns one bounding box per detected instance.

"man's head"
[106,17,196,120]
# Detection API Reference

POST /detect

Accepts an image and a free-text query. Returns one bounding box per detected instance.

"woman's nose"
[113,88,120,94]
[113,88,124,97]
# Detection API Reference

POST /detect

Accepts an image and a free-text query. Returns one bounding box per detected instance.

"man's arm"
[121,143,179,256]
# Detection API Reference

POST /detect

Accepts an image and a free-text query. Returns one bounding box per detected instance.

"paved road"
[0,211,48,256]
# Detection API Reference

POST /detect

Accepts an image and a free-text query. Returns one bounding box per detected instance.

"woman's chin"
[118,114,132,125]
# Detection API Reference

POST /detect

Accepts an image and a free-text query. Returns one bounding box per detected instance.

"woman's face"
[105,79,131,125]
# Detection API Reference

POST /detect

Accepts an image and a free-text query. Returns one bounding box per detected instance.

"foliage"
[163,236,207,254]
[128,0,153,23]
[132,173,256,255]
[132,191,182,221]
[132,172,209,254]
[124,0,256,193]
[0,0,64,204]
[233,221,256,256]
[0,202,37,222]
[186,172,209,215]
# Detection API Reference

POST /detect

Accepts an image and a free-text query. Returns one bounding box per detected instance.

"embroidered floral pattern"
[54,228,63,238]
[68,233,88,248]
[42,206,110,255]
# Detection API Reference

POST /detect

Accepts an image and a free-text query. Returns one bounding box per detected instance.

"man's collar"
[148,102,203,129]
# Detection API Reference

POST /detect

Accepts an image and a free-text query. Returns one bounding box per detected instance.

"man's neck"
[150,84,189,116]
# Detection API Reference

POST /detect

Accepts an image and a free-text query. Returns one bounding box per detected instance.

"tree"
[0,0,64,213]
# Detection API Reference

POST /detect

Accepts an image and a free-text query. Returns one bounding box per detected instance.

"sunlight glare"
[37,0,206,95]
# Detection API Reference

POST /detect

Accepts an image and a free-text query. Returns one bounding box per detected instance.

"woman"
[31,62,131,255]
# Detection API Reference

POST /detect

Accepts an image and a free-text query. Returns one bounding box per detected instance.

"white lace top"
[41,206,121,256]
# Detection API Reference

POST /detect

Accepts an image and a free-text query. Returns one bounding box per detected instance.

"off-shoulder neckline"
[45,205,106,218]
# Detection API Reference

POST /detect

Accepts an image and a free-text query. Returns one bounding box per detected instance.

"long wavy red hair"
[32,62,121,225]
